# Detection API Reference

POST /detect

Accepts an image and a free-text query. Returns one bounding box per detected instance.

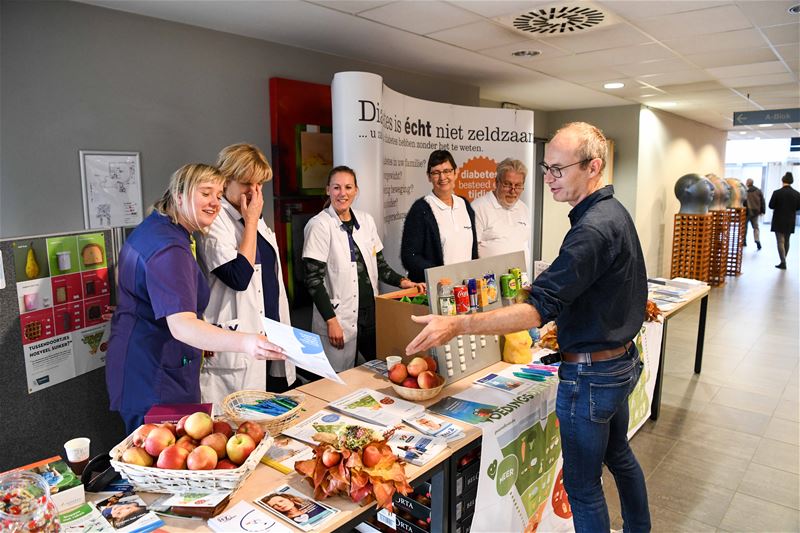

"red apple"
[200,433,228,459]
[131,423,158,447]
[184,412,213,440]
[417,370,440,389]
[175,435,198,453]
[216,459,238,469]
[144,426,176,457]
[187,445,218,470]
[226,433,256,465]
[388,363,408,384]
[321,448,342,467]
[159,422,177,437]
[422,355,438,373]
[213,420,234,439]
[176,415,190,437]
[401,377,420,389]
[157,444,189,469]
[236,421,265,444]
[122,447,153,467]
[362,444,382,468]
[407,357,428,377]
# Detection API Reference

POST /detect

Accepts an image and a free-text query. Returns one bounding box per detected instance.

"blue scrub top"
[106,211,210,417]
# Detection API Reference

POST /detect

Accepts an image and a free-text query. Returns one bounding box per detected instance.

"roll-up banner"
[332,72,535,275]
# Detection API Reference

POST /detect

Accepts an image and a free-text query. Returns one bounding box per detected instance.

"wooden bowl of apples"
[388,356,445,401]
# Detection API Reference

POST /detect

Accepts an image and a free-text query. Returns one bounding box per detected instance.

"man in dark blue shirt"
[406,122,650,532]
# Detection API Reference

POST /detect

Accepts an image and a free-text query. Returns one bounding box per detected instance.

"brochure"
[255,484,339,532]
[93,491,164,533]
[474,372,532,394]
[403,411,465,441]
[427,397,497,425]
[387,431,447,466]
[328,388,425,427]
[361,359,388,377]
[261,435,315,474]
[261,317,345,384]
[281,409,387,446]
[208,501,292,533]
[60,503,113,532]
[158,491,231,508]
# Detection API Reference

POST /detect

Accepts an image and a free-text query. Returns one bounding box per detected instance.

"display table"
[148,360,557,532]
[650,285,710,420]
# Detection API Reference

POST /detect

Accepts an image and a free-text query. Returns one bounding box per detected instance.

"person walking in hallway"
[768,172,800,269]
[744,178,765,249]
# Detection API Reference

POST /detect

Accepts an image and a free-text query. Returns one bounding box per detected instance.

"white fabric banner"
[332,72,535,274]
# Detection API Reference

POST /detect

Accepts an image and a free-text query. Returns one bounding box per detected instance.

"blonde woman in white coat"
[303,166,424,372]
[198,144,295,411]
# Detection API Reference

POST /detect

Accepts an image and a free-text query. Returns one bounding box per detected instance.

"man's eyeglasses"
[429,168,455,178]
[539,159,591,179]
[500,181,524,192]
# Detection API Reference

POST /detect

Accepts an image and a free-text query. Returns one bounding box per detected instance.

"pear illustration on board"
[25,242,40,279]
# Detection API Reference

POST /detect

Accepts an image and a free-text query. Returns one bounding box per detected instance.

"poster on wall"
[80,150,143,229]
[11,233,111,393]
[331,72,535,275]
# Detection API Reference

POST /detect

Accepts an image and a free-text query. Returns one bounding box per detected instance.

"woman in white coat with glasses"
[302,166,424,372]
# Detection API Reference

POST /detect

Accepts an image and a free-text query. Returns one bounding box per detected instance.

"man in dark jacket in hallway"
[744,178,765,249]
[768,172,800,269]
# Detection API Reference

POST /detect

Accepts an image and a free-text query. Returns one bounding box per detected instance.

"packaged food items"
[477,278,489,308]
[484,273,498,303]
[466,278,478,313]
[500,274,518,300]
[437,278,455,316]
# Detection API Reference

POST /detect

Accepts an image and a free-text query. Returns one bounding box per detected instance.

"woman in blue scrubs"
[106,163,286,433]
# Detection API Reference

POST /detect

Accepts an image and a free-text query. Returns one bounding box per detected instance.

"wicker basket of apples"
[387,356,445,401]
[109,412,271,493]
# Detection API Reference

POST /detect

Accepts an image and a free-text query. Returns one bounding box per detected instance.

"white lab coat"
[302,205,381,372]
[198,198,295,413]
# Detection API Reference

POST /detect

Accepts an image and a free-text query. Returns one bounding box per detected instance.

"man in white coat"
[472,158,530,268]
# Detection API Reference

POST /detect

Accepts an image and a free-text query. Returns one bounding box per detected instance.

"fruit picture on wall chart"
[12,240,50,281]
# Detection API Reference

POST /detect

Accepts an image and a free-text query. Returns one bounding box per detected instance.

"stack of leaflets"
[386,431,447,466]
[474,373,533,394]
[261,435,315,474]
[427,396,497,425]
[403,411,464,441]
[255,484,339,532]
[328,388,424,427]
[60,491,163,533]
[360,359,388,377]
[208,501,292,533]
[281,409,387,446]
[149,491,230,519]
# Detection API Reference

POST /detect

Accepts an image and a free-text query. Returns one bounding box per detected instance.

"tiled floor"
[606,237,800,532]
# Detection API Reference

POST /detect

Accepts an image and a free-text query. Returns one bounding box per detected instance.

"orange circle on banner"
[456,156,496,202]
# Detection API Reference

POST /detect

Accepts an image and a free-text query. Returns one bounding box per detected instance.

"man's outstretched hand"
[405,314,462,355]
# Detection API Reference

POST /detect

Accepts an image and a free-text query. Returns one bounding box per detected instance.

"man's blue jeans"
[556,344,651,532]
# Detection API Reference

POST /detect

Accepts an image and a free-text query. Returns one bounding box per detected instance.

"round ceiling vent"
[513,6,605,34]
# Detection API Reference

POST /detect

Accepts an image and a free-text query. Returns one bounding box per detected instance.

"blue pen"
[513,372,546,382]
[520,367,553,376]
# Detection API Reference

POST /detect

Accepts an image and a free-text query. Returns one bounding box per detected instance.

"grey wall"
[0,0,479,238]
[546,105,641,215]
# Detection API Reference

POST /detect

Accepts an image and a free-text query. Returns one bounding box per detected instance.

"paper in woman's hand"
[261,317,345,384]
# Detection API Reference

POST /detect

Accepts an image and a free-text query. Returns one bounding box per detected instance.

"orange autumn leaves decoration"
[294,426,412,510]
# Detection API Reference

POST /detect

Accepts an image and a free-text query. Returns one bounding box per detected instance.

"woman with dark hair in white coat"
[303,166,424,372]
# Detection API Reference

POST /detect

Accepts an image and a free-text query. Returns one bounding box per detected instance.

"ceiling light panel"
[634,5,753,40]
[536,22,652,53]
[663,28,768,55]
[708,60,788,79]
[358,1,481,34]
[432,20,532,50]
[597,0,722,21]
[686,47,782,69]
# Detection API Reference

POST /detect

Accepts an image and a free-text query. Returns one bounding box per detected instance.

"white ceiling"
[78,0,800,140]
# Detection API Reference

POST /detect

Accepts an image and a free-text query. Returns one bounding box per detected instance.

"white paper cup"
[64,437,90,463]
[386,356,402,370]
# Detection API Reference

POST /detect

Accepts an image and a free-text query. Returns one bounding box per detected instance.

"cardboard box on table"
[376,287,429,362]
